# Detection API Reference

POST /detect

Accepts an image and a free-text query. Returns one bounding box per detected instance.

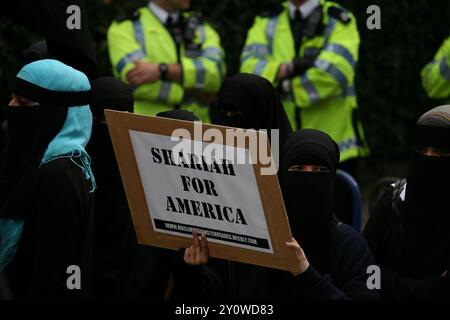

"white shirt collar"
[400,182,406,201]
[149,1,180,24]
[288,0,320,20]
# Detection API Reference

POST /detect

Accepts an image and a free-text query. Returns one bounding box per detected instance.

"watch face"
[159,64,169,81]
[159,64,168,72]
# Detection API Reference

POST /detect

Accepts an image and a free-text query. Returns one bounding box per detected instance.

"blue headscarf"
[0,59,96,272]
[17,59,96,192]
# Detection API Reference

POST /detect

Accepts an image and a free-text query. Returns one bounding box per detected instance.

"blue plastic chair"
[336,169,362,231]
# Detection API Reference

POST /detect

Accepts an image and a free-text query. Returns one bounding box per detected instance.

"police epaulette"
[328,6,351,24]
[260,4,284,17]
[115,10,140,22]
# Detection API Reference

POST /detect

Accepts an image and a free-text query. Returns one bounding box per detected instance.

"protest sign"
[105,110,299,273]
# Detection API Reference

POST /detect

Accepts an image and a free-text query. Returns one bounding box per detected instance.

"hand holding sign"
[285,238,310,276]
[184,230,209,266]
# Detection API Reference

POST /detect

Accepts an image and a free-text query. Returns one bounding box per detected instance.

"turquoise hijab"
[0,59,96,272]
[18,59,96,191]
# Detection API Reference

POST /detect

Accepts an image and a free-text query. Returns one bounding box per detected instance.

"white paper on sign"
[129,130,273,253]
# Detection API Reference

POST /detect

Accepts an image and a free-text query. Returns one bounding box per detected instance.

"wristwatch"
[159,63,169,81]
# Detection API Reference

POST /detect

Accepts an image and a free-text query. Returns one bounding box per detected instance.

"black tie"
[165,15,174,28]
[292,9,303,56]
[165,15,182,62]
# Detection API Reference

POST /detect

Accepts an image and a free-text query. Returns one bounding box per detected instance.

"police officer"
[107,0,226,122]
[240,0,368,167]
[422,36,450,100]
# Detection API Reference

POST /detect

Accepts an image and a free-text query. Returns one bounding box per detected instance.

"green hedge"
[1,0,450,164]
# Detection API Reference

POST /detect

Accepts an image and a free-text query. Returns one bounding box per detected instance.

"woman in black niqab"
[279,129,340,272]
[212,73,292,147]
[402,106,450,277]
[1,59,96,299]
[364,105,450,299]
[193,129,377,300]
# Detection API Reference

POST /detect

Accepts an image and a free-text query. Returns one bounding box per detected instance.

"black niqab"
[403,105,450,276]
[0,63,105,219]
[0,106,67,219]
[213,73,292,147]
[279,129,340,272]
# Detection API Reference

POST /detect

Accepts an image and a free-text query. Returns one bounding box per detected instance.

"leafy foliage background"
[1,0,450,174]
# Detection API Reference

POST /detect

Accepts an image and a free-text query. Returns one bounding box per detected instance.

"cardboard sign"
[105,110,300,273]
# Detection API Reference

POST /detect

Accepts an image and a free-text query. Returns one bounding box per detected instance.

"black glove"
[291,55,317,76]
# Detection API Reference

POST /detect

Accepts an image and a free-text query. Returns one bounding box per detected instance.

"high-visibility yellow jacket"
[240,0,368,162]
[422,36,450,99]
[107,7,225,122]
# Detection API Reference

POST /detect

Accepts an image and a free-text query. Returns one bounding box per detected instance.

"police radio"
[184,13,202,44]
[184,13,203,58]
